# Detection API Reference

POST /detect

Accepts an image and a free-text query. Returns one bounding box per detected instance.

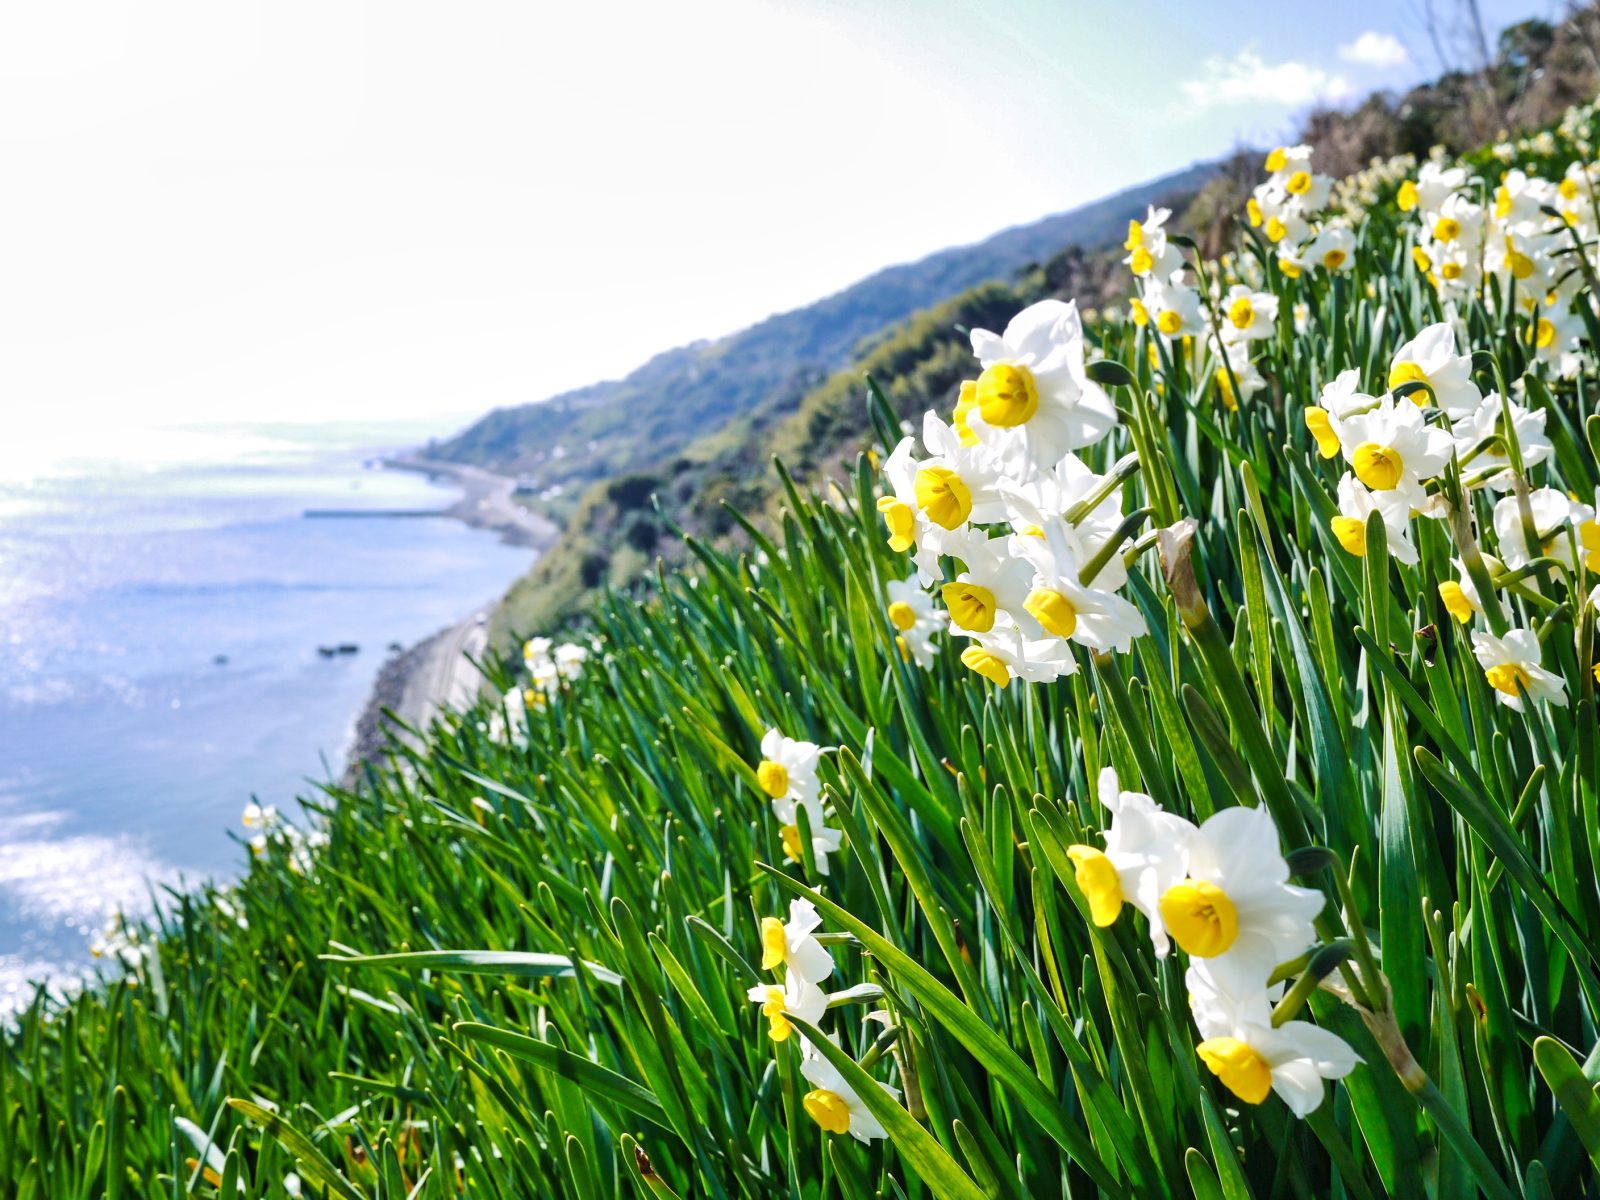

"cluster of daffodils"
[883,575,947,667]
[1399,155,1596,375]
[1067,770,1359,1116]
[750,897,895,1143]
[1247,144,1351,279]
[1303,321,1592,709]
[241,802,326,874]
[875,299,1150,687]
[522,636,588,698]
[756,728,842,875]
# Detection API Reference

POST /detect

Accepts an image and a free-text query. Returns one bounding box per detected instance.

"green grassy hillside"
[7,80,1600,1198]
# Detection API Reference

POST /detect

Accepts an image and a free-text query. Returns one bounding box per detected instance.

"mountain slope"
[431,160,1219,503]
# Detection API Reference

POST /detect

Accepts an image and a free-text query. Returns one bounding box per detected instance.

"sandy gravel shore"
[342,459,554,782]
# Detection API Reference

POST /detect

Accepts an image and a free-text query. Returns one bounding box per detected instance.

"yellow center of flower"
[1331,515,1367,556]
[1197,1037,1274,1105]
[1438,581,1475,624]
[1130,298,1150,326]
[803,1088,852,1134]
[888,601,917,632]
[1247,197,1263,227]
[975,362,1040,428]
[1581,519,1600,571]
[1227,296,1254,330]
[1156,310,1183,336]
[894,634,910,661]
[1265,147,1286,172]
[1130,245,1154,275]
[1024,588,1079,639]
[757,759,789,798]
[1388,360,1428,404]
[1494,186,1512,219]
[1278,257,1302,278]
[1508,249,1535,280]
[960,645,1010,688]
[1265,217,1288,244]
[1160,879,1239,957]
[1322,249,1347,270]
[1435,216,1461,242]
[1286,170,1311,195]
[1066,845,1123,926]
[1441,261,1463,280]
[1411,246,1432,272]
[914,466,973,530]
[877,496,915,553]
[760,985,793,1041]
[1560,177,1580,200]
[779,824,803,864]
[1304,408,1341,458]
[760,917,788,971]
[1124,219,1143,251]
[1486,662,1531,698]
[1536,318,1556,349]
[1397,180,1418,212]
[941,581,997,632]
[1352,443,1404,491]
[952,380,980,446]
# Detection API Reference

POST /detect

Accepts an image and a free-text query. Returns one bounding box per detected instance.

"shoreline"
[341,458,556,784]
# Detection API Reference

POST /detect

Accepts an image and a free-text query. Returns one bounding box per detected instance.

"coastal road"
[406,614,489,734]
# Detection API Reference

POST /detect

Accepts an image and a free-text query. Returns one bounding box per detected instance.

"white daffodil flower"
[779,819,845,877]
[553,643,588,680]
[1158,805,1325,981]
[876,418,1007,573]
[957,615,1078,687]
[1337,393,1453,496]
[1438,555,1501,625]
[1215,342,1266,412]
[1330,474,1421,565]
[1008,519,1148,653]
[1452,394,1551,487]
[799,1032,898,1143]
[1411,161,1468,213]
[1066,767,1196,957]
[1305,223,1355,273]
[759,898,834,985]
[885,576,946,669]
[1219,284,1279,343]
[757,727,822,817]
[1388,322,1482,418]
[939,528,1038,637]
[1303,368,1380,459]
[1531,305,1586,378]
[967,298,1119,466]
[1141,276,1207,339]
[746,971,828,1042]
[1187,958,1361,1117]
[1492,488,1589,572]
[1000,452,1126,546]
[1471,629,1568,710]
[1123,205,1185,280]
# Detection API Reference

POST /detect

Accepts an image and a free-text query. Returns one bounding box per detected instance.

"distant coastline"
[341,458,557,780]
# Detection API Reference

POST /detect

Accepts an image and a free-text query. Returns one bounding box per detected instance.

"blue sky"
[0,0,1559,457]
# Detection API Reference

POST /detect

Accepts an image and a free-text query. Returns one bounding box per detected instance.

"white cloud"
[1339,31,1409,68]
[1181,48,1353,110]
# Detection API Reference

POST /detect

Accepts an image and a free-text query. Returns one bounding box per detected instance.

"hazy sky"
[1,0,1554,449]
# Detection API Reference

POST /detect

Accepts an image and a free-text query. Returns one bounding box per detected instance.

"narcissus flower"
[779,820,845,877]
[967,299,1118,465]
[1158,806,1324,980]
[885,576,946,668]
[1337,394,1452,495]
[957,616,1078,686]
[1067,768,1195,956]
[747,971,828,1042]
[756,728,821,810]
[1471,628,1568,710]
[1009,517,1149,653]
[1438,556,1499,624]
[1219,285,1279,343]
[1493,488,1593,573]
[799,1033,897,1143]
[759,898,835,984]
[1330,474,1422,564]
[1305,223,1355,272]
[1387,323,1482,417]
[1187,959,1361,1116]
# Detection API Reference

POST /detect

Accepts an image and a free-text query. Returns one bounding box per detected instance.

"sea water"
[0,419,530,1010]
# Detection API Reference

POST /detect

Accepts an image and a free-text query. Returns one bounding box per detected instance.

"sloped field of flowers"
[8,104,1600,1199]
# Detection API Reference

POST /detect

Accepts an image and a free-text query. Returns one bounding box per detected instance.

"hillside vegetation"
[487,12,1600,645]
[8,56,1600,1199]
